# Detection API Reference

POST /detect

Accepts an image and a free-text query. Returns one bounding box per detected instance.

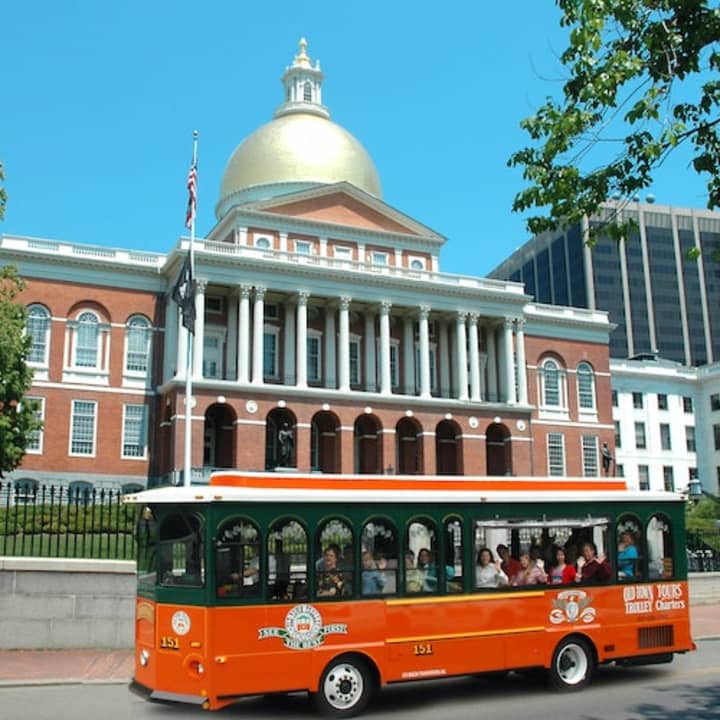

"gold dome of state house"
[216,39,382,217]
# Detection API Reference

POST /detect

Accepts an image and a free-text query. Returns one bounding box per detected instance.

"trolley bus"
[126,473,694,716]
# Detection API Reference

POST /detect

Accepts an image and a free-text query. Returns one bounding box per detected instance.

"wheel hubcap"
[557,644,587,685]
[323,663,364,710]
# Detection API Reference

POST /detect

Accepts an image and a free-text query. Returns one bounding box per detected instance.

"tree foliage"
[509,0,720,241]
[0,266,41,477]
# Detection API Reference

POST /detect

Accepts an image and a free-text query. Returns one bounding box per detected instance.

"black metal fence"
[0,482,137,560]
[686,529,720,572]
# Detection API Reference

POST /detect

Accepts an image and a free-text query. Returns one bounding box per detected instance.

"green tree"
[509,1,720,243]
[0,266,41,477]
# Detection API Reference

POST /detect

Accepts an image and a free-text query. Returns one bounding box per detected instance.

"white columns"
[439,320,450,398]
[419,306,431,398]
[503,317,517,404]
[324,302,337,389]
[338,296,351,392]
[486,326,498,402]
[251,286,265,384]
[379,301,392,395]
[364,311,376,392]
[455,312,469,401]
[295,292,309,389]
[515,318,528,404]
[403,316,415,395]
[192,280,206,380]
[283,299,296,385]
[468,313,481,401]
[236,285,251,384]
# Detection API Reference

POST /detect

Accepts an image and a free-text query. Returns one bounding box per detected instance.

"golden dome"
[216,39,382,218]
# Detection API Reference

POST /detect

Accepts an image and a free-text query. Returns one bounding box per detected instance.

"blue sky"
[1,2,713,276]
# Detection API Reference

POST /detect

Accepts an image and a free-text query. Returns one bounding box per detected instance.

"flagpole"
[184,130,199,487]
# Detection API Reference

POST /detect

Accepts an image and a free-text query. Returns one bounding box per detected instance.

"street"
[2,639,718,720]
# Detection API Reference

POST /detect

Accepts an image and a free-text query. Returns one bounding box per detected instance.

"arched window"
[315,518,354,600]
[157,511,205,587]
[125,315,151,374]
[577,362,596,411]
[267,519,308,601]
[26,305,51,365]
[215,517,261,599]
[616,514,643,581]
[75,311,100,367]
[303,81,313,101]
[361,517,398,596]
[542,359,561,406]
[646,514,674,579]
[121,483,144,495]
[405,518,448,594]
[444,516,464,593]
[68,480,94,505]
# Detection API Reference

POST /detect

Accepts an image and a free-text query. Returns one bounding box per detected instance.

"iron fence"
[0,482,138,560]
[686,529,720,572]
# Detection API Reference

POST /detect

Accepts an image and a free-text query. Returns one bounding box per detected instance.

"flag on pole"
[185,163,197,229]
[172,253,196,334]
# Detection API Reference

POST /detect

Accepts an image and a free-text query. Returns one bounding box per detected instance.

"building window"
[307,333,322,382]
[663,466,675,492]
[714,424,720,452]
[409,258,425,271]
[632,392,643,409]
[657,393,668,410]
[303,81,312,101]
[334,246,352,262]
[203,335,221,379]
[660,423,672,451]
[295,240,312,255]
[255,236,271,249]
[70,400,97,456]
[686,425,696,452]
[206,296,224,314]
[683,396,693,413]
[372,252,389,266]
[581,435,599,477]
[712,393,720,412]
[547,433,565,476]
[540,359,564,408]
[576,362,596,410]
[125,315,151,374]
[25,397,45,453]
[689,467,698,486]
[74,311,100,368]
[122,404,148,459]
[414,345,438,393]
[638,465,650,490]
[635,422,647,449]
[614,420,622,449]
[349,338,361,386]
[26,304,51,365]
[611,389,618,407]
[390,342,399,389]
[263,330,278,379]
[616,464,624,478]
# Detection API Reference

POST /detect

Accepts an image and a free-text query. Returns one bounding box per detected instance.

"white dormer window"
[334,246,352,261]
[372,252,389,266]
[255,236,272,249]
[409,258,425,271]
[296,240,312,255]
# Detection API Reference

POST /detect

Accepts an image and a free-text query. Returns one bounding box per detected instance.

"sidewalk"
[0,604,717,687]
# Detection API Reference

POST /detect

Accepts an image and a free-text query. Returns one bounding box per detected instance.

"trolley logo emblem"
[549,590,596,625]
[258,604,348,650]
[171,610,191,636]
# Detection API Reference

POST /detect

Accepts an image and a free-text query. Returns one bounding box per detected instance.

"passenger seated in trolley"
[510,552,547,586]
[617,531,639,580]
[576,541,612,584]
[316,545,350,597]
[361,551,388,595]
[475,547,509,588]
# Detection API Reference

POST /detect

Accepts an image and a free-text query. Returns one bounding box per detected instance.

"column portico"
[455,312,469,401]
[364,311,376,391]
[379,301,392,396]
[486,325,498,402]
[515,318,528,404]
[503,317,517,404]
[237,285,251,384]
[338,296,352,392]
[468,313,481,401]
[295,291,309,389]
[251,286,266,384]
[192,280,206,380]
[418,305,431,398]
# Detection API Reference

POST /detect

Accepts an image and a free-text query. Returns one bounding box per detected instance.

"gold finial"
[294,37,311,67]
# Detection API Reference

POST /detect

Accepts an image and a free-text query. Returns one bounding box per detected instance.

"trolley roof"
[123,472,683,506]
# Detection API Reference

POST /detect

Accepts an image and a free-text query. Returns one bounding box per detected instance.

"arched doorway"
[311,411,341,473]
[265,408,298,469]
[486,423,512,476]
[204,403,236,469]
[354,414,383,474]
[396,417,424,475]
[435,419,462,475]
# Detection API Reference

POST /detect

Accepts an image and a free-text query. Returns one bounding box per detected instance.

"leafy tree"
[0,265,41,477]
[509,0,720,244]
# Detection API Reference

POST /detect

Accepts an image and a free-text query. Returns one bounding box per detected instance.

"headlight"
[140,649,150,667]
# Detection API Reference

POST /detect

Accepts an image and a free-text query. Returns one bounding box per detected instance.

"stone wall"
[0,557,135,650]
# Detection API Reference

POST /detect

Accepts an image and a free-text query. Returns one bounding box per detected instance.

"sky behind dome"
[1,1,714,276]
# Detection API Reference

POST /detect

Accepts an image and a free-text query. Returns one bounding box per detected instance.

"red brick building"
[0,41,614,492]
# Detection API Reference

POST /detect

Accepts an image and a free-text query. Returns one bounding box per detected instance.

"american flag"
[185,164,197,229]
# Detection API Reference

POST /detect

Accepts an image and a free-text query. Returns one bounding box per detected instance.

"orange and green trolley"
[125,473,694,716]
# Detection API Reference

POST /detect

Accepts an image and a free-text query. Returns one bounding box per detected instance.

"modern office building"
[490,202,720,493]
[0,40,615,493]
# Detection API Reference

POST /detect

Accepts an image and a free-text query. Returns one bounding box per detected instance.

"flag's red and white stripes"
[185,164,197,229]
